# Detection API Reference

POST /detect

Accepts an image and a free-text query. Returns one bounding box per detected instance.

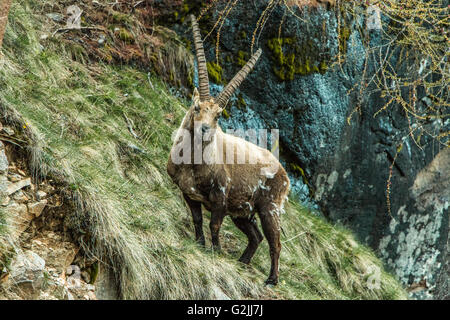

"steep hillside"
[0,0,406,299]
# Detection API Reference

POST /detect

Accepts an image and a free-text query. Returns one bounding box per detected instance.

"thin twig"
[282,232,305,244]
[0,136,24,148]
[123,113,139,140]
[147,72,154,90]
[133,1,144,8]
[52,26,107,37]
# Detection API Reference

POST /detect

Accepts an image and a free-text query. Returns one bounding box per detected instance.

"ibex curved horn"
[190,15,210,101]
[216,48,262,108]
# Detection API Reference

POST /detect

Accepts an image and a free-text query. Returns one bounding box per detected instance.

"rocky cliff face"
[176,1,449,298]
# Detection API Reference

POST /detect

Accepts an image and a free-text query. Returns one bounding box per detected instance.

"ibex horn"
[190,15,210,101]
[216,48,262,108]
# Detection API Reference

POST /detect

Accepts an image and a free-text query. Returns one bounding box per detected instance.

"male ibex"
[167,15,290,285]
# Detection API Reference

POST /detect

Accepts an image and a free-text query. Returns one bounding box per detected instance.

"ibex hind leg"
[183,193,205,247]
[257,207,281,285]
[231,217,263,264]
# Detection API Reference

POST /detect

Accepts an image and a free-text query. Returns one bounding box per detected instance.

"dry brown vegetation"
[39,0,194,90]
[0,0,13,49]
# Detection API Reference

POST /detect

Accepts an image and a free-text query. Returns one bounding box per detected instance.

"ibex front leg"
[210,206,225,251]
[258,208,282,285]
[209,189,227,251]
[183,193,205,246]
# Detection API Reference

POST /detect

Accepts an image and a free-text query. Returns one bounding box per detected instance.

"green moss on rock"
[237,94,247,109]
[222,109,230,119]
[207,61,223,84]
[267,37,330,81]
[339,27,351,54]
[239,31,247,39]
[290,163,309,185]
[237,50,249,67]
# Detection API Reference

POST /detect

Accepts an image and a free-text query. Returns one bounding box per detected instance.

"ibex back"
[167,15,290,285]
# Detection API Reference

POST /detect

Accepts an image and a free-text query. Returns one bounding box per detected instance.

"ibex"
[167,15,290,285]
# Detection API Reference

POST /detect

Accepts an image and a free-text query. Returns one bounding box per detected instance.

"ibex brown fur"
[167,15,290,285]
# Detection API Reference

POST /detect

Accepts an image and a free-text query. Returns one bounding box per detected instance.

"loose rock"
[7,250,46,298]
[2,126,14,136]
[6,178,31,196]
[6,202,33,238]
[0,142,8,174]
[36,190,47,200]
[27,200,47,217]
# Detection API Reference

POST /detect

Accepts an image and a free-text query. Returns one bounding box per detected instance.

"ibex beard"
[167,15,290,285]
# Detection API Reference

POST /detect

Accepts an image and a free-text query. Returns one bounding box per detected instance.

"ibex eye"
[194,105,200,112]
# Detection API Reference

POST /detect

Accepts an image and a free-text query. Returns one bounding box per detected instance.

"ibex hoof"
[264,278,278,286]
[238,257,251,265]
[196,238,206,247]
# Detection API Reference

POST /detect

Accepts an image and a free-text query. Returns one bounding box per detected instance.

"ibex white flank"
[167,15,290,285]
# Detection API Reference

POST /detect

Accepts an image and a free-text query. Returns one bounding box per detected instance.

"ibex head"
[189,15,262,137]
[191,88,222,136]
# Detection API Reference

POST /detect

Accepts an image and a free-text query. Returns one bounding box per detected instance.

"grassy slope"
[0,0,406,299]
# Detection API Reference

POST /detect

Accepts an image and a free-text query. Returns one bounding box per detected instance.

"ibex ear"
[192,87,200,105]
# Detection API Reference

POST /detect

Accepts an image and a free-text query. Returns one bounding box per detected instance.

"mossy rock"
[267,37,330,81]
[238,31,247,39]
[222,109,230,119]
[237,94,247,109]
[207,61,223,84]
[339,27,351,53]
[236,50,249,67]
[290,163,308,184]
[168,0,208,24]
